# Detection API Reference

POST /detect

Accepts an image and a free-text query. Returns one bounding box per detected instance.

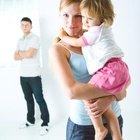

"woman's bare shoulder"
[50,40,70,55]
[49,42,63,54]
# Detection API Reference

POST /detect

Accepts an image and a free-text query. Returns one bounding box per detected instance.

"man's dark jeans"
[20,76,49,125]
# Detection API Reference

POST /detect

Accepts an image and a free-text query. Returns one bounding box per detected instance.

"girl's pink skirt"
[89,58,130,94]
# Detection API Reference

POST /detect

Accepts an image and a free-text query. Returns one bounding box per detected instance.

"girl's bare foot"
[95,127,108,140]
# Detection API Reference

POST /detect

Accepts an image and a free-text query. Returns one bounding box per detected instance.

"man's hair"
[21,17,32,24]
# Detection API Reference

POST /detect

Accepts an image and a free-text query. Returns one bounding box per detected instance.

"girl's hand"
[59,28,68,39]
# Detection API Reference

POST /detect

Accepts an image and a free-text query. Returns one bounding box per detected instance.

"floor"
[0,111,140,140]
[0,117,67,140]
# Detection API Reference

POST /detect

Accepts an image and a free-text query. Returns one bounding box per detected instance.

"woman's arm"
[49,42,127,117]
[49,43,113,100]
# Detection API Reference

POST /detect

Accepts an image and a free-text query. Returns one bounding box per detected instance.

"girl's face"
[60,3,83,37]
[81,9,101,29]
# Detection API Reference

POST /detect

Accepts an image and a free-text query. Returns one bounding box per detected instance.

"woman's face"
[60,2,83,37]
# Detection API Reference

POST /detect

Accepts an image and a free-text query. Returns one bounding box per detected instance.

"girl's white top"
[81,23,124,75]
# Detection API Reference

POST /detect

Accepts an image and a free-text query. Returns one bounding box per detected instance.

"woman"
[49,0,127,139]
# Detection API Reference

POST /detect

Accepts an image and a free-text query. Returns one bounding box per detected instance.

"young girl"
[59,0,130,140]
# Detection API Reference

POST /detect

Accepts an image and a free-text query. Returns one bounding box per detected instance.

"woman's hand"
[114,89,127,101]
[114,79,131,101]
[84,96,115,118]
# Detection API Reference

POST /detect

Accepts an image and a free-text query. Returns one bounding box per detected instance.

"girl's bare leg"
[84,100,108,140]
[104,106,123,140]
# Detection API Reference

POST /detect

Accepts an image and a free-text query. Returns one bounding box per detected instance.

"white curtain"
[0,0,39,67]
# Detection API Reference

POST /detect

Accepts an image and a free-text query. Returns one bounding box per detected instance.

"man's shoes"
[19,121,34,129]
[40,125,49,136]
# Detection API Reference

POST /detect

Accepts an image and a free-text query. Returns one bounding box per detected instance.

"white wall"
[112,1,140,138]
[113,0,140,111]
[38,0,140,139]
[38,0,69,122]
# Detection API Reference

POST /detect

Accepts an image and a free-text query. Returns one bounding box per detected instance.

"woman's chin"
[67,31,79,37]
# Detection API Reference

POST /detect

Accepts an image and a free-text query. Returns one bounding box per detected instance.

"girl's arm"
[59,28,85,47]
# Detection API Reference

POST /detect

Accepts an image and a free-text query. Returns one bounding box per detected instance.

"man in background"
[14,17,49,136]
